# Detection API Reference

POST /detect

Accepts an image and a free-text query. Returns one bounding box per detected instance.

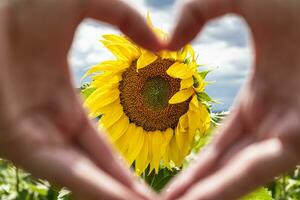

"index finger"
[86,0,164,52]
[167,0,237,50]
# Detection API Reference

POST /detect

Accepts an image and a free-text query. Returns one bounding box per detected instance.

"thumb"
[168,0,238,50]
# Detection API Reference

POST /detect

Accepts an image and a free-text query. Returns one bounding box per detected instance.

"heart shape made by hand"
[1,0,300,200]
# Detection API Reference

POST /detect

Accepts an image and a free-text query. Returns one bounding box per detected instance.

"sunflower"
[82,17,211,175]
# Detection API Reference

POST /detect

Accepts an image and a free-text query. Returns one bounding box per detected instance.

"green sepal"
[198,69,213,79]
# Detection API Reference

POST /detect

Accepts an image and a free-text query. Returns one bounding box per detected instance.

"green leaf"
[192,131,213,154]
[58,189,73,200]
[46,186,60,200]
[211,111,229,126]
[196,92,213,102]
[142,166,179,193]
[198,69,213,79]
[242,188,273,200]
[183,58,190,65]
[192,76,200,88]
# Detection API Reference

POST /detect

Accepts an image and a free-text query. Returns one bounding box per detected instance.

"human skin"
[163,0,300,200]
[0,0,163,199]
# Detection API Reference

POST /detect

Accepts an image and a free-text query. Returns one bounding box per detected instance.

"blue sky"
[69,0,253,111]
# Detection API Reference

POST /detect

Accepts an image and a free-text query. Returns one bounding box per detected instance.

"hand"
[163,0,300,199]
[0,0,162,199]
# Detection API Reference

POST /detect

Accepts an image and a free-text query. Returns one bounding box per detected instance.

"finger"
[86,0,163,52]
[212,107,244,149]
[179,138,298,200]
[22,147,143,200]
[75,118,156,200]
[11,120,142,200]
[163,146,219,200]
[163,108,243,200]
[167,0,237,50]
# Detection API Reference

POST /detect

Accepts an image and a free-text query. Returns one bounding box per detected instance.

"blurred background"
[69,0,253,112]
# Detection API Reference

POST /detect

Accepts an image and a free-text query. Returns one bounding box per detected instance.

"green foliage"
[80,83,96,99]
[198,70,213,79]
[142,167,180,193]
[0,160,73,200]
[210,111,230,126]
[268,167,300,200]
[196,92,213,103]
[242,188,273,200]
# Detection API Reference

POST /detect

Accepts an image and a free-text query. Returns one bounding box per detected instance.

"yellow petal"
[91,74,122,88]
[190,95,199,111]
[161,129,174,169]
[90,74,122,93]
[146,13,168,40]
[176,125,190,162]
[160,51,177,60]
[114,124,134,156]
[150,131,163,174]
[81,63,120,82]
[199,103,211,132]
[103,34,131,44]
[89,99,119,118]
[187,109,201,144]
[107,114,129,142]
[161,128,173,155]
[188,103,210,143]
[94,60,129,71]
[189,60,198,70]
[137,52,158,71]
[175,114,191,160]
[91,81,119,92]
[175,130,185,152]
[90,71,115,83]
[186,45,195,61]
[169,88,194,104]
[193,73,205,92]
[100,103,123,129]
[147,134,152,173]
[163,146,170,169]
[102,42,138,61]
[178,45,196,63]
[177,47,188,62]
[168,137,182,166]
[154,28,168,40]
[178,114,189,132]
[126,127,145,166]
[84,89,120,111]
[135,134,150,175]
[180,77,194,90]
[102,39,139,56]
[147,12,154,28]
[167,62,194,79]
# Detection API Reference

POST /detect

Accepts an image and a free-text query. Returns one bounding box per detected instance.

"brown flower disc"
[119,58,191,132]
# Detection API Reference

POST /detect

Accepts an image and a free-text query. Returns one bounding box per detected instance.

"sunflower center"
[119,58,191,132]
[142,76,170,109]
